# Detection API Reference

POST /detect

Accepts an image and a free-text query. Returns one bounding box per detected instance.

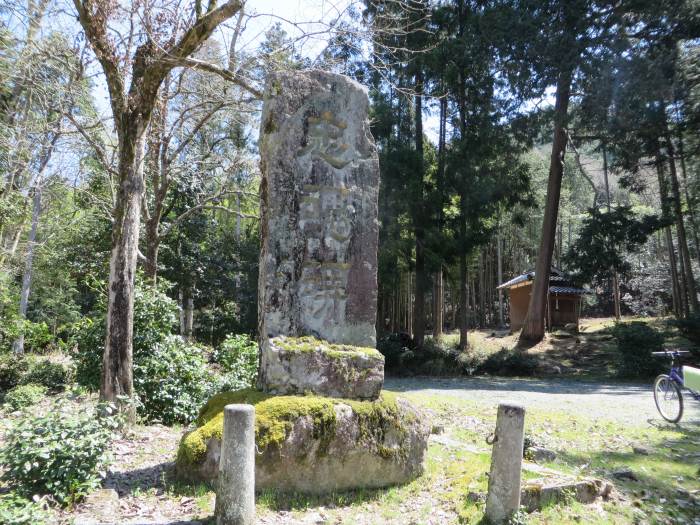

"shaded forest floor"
[414,316,697,379]
[30,374,700,524]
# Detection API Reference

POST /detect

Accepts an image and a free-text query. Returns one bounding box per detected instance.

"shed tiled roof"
[498,267,592,295]
[549,286,591,295]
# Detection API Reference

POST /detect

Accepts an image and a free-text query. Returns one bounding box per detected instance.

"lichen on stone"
[272,335,382,360]
[176,388,409,468]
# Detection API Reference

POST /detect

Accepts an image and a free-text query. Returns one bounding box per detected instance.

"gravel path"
[385,376,700,425]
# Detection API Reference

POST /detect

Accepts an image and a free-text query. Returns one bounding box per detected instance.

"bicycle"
[651,349,700,423]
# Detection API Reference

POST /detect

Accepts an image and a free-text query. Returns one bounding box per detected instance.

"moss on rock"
[272,335,382,360]
[176,388,408,468]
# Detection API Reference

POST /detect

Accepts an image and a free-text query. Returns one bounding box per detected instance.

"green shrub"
[671,314,700,359]
[134,335,212,425]
[22,321,54,353]
[0,401,118,505]
[70,316,103,389]
[0,355,30,393]
[211,334,258,391]
[612,322,665,378]
[377,333,416,370]
[22,359,72,392]
[3,383,47,410]
[0,492,48,525]
[477,348,538,376]
[0,275,21,353]
[72,282,178,390]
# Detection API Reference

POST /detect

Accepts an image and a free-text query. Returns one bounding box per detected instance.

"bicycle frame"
[668,356,700,402]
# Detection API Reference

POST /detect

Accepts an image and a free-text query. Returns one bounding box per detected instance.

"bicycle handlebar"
[651,349,691,356]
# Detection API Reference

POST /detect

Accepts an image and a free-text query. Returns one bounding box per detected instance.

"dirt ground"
[55,373,700,524]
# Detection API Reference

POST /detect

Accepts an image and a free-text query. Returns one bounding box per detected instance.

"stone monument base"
[259,336,385,400]
[176,388,429,493]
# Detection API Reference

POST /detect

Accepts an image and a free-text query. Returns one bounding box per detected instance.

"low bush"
[376,332,416,371]
[3,383,47,410]
[22,359,72,392]
[211,334,259,391]
[0,401,118,505]
[72,282,178,390]
[134,335,212,425]
[477,348,539,376]
[612,322,665,378]
[671,314,700,359]
[22,321,54,353]
[0,354,30,393]
[0,492,48,525]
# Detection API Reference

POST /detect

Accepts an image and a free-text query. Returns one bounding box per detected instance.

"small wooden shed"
[497,268,590,331]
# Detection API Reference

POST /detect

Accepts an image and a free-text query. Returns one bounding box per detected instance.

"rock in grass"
[632,445,651,456]
[176,389,429,494]
[611,468,638,481]
[527,446,557,463]
[521,479,612,511]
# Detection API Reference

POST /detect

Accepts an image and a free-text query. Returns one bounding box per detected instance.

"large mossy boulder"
[176,388,429,493]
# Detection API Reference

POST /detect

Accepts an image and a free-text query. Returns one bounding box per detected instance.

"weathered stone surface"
[521,479,612,511]
[215,404,255,525]
[260,336,384,399]
[74,489,120,525]
[486,403,526,524]
[257,70,380,395]
[527,446,557,463]
[176,389,429,493]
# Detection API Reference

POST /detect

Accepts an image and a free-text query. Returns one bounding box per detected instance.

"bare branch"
[167,56,263,99]
[159,189,257,238]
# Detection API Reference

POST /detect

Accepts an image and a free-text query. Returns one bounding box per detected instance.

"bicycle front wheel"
[653,374,684,423]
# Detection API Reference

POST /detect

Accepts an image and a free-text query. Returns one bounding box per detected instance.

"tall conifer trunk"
[520,67,572,342]
[665,127,698,312]
[433,95,447,340]
[656,155,684,317]
[412,70,427,347]
[602,145,621,320]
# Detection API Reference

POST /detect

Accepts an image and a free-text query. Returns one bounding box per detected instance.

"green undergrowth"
[177,388,408,467]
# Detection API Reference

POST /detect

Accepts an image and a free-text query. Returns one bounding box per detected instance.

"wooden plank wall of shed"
[507,286,580,331]
[508,285,530,331]
[549,294,580,327]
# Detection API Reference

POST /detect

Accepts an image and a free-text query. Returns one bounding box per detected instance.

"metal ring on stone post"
[215,404,255,525]
[485,402,526,525]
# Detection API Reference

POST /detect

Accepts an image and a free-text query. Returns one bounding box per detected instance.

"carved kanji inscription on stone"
[257,70,381,396]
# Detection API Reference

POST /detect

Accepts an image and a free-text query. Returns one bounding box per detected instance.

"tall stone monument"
[257,70,385,399]
[175,70,429,494]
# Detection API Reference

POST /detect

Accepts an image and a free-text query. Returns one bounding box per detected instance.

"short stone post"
[215,404,255,525]
[485,402,526,524]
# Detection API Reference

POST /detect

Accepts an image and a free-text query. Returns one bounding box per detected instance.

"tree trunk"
[520,67,572,342]
[432,90,447,341]
[433,268,443,339]
[101,121,147,409]
[12,187,41,355]
[602,145,621,320]
[677,130,700,264]
[144,217,160,282]
[666,131,698,312]
[412,70,427,347]
[657,158,683,317]
[497,225,504,328]
[459,251,468,351]
[185,294,194,341]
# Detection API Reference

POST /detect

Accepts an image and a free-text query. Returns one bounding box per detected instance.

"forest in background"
[2,1,700,522]
[1,0,699,363]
